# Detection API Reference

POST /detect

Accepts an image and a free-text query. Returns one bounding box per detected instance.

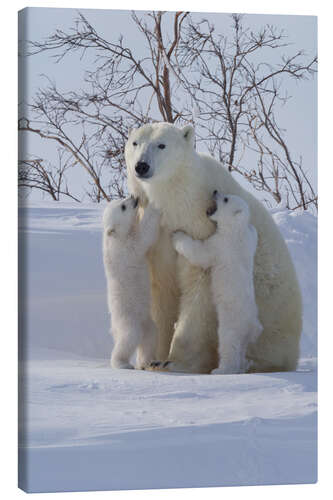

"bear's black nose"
[135,161,150,177]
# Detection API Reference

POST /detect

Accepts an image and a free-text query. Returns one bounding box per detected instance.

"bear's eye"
[158,144,166,150]
[224,197,229,203]
[132,141,137,146]
[121,204,126,211]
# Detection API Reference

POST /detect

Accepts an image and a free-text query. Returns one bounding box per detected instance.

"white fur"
[103,197,160,369]
[173,193,263,374]
[126,122,302,374]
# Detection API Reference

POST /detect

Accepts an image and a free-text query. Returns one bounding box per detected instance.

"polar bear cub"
[103,196,160,369]
[173,191,263,374]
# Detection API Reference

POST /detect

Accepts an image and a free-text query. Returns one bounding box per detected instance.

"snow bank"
[272,209,317,358]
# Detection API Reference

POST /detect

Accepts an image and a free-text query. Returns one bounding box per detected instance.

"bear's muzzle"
[135,161,150,178]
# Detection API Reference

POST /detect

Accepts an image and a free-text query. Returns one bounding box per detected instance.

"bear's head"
[125,123,195,187]
[103,195,139,239]
[206,191,250,229]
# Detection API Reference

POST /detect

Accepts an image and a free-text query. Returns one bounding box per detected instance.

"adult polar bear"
[125,122,302,374]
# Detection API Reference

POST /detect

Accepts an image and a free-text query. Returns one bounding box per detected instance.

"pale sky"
[19,7,317,204]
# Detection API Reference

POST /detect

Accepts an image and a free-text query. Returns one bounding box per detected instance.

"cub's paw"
[211,353,246,375]
[111,360,134,370]
[211,367,229,375]
[211,364,245,375]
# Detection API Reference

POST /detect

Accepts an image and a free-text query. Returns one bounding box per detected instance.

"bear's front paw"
[136,359,155,370]
[147,360,192,373]
[147,360,172,372]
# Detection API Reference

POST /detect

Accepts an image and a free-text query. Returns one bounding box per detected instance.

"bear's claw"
[150,361,162,368]
[148,360,171,371]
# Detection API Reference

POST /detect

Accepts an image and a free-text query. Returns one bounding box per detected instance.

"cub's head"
[103,195,139,239]
[206,191,250,228]
[125,123,195,186]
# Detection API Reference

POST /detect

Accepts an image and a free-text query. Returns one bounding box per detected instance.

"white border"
[2,1,331,499]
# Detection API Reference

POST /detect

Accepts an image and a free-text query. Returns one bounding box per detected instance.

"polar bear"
[125,122,302,374]
[173,191,263,374]
[103,195,160,369]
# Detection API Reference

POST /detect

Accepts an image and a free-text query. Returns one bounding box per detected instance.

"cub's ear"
[182,125,195,146]
[106,228,115,237]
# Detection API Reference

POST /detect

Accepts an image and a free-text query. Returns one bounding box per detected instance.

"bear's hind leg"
[148,227,180,361]
[150,264,218,373]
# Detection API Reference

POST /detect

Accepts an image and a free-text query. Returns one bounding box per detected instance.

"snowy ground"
[18,201,317,493]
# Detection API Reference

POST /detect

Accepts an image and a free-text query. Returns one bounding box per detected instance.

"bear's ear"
[106,227,115,237]
[182,125,195,146]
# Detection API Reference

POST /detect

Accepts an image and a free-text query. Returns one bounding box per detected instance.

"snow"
[18,201,317,493]
[272,209,317,358]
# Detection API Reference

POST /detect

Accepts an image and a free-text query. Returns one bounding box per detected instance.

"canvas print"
[18,7,317,493]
